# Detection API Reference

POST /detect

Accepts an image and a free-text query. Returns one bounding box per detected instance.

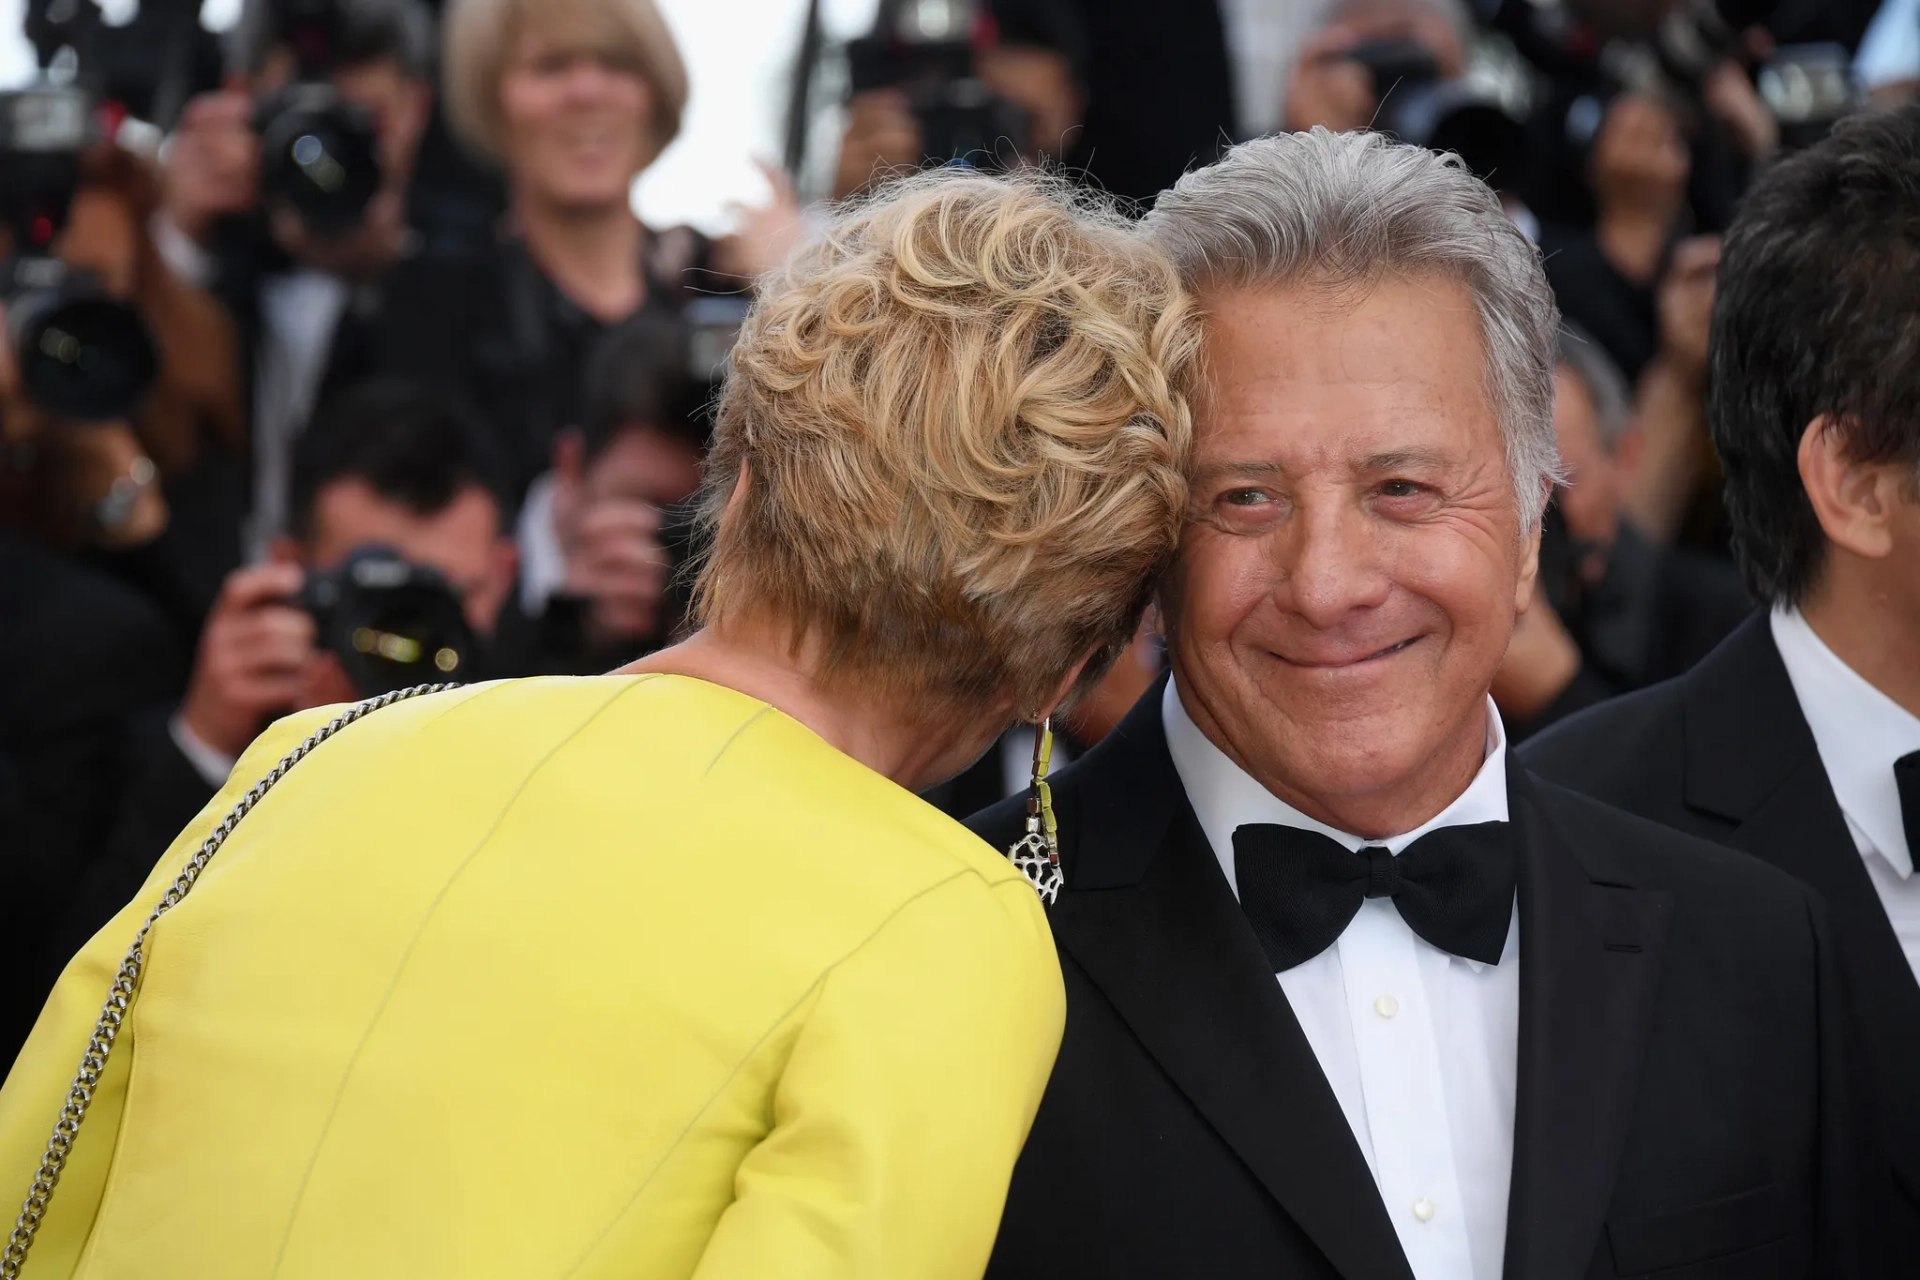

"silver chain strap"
[0,683,453,1280]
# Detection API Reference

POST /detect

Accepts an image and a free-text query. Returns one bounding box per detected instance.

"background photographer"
[171,377,515,780]
[154,0,435,558]
[509,310,703,674]
[830,0,1087,199]
[1492,324,1751,738]
[8,377,522,1045]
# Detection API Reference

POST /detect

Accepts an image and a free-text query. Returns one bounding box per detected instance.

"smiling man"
[972,129,1883,1280]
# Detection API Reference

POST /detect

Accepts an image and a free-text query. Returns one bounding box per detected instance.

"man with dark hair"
[510,313,706,673]
[1525,104,1920,1255]
[42,380,520,1002]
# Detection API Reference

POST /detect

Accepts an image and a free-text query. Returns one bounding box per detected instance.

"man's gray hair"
[1140,128,1563,527]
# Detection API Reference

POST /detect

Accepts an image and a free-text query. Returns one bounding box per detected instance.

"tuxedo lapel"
[1048,686,1416,1280]
[1681,619,1920,1202]
[1503,764,1673,1280]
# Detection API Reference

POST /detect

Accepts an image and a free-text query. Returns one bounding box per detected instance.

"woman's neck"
[620,624,993,792]
[515,192,645,323]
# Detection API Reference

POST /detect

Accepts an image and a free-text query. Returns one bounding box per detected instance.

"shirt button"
[1412,1197,1436,1223]
[1374,994,1400,1019]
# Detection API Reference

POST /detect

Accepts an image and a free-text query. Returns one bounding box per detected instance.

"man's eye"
[1379,479,1425,499]
[1222,488,1270,507]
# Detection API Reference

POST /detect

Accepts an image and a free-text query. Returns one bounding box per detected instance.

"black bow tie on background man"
[1232,821,1520,973]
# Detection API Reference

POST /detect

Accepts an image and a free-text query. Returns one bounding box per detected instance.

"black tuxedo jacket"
[969,681,1880,1279]
[1524,613,1920,1255]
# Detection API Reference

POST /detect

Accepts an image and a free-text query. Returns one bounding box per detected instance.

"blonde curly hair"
[696,169,1202,717]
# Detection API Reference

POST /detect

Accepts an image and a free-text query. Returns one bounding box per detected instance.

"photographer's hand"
[1492,592,1582,722]
[1281,26,1376,134]
[160,91,259,248]
[179,563,316,759]
[563,498,671,648]
[833,91,921,201]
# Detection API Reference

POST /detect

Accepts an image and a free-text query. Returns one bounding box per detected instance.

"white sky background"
[0,0,885,233]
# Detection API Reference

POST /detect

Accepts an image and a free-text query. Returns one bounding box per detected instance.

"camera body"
[253,0,386,237]
[298,544,477,696]
[1348,35,1531,187]
[848,0,1030,171]
[0,84,159,421]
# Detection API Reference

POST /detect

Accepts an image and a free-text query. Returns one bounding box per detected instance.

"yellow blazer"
[0,675,1064,1278]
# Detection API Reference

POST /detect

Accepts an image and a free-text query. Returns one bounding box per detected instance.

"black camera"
[0,84,159,421]
[253,0,385,237]
[848,0,1030,171]
[298,544,476,695]
[1349,35,1531,187]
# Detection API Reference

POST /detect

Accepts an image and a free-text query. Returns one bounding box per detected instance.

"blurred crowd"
[0,0,1905,1054]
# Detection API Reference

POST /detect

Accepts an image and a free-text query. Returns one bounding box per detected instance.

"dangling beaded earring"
[1007,717,1063,905]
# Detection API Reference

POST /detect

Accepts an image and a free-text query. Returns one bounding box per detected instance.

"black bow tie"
[1896,751,1920,860]
[1232,820,1519,973]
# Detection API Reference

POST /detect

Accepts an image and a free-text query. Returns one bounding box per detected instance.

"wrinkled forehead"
[1190,277,1500,470]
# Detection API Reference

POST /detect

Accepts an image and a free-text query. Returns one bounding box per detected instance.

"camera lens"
[301,545,477,696]
[10,286,159,422]
[257,92,382,237]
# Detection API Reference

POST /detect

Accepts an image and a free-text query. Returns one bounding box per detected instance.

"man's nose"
[1273,502,1392,628]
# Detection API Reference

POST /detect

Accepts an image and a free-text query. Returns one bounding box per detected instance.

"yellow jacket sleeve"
[0,706,340,1279]
[689,870,1064,1280]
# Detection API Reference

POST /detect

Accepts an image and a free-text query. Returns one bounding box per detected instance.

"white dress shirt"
[1771,608,1920,981]
[249,270,351,559]
[1217,0,1337,137]
[1163,678,1518,1280]
[515,471,569,617]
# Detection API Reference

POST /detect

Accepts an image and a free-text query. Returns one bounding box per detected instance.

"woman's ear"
[1799,414,1903,561]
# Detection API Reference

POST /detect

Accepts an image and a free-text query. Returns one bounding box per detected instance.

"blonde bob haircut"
[441,0,688,167]
[696,169,1202,718]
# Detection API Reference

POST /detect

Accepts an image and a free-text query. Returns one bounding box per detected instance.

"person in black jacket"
[154,0,439,559]
[1491,324,1750,739]
[0,534,186,1064]
[970,128,1883,1280]
[1523,103,1920,1258]
[372,0,799,500]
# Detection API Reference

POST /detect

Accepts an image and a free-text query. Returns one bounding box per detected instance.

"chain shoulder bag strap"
[0,683,455,1280]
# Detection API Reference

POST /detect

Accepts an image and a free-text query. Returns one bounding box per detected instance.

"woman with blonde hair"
[0,170,1199,1278]
[375,0,800,494]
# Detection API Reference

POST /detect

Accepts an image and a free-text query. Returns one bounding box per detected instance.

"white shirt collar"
[1162,677,1510,924]
[1770,607,1920,879]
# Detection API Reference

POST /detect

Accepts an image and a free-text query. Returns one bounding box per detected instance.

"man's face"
[1165,278,1540,835]
[1552,364,1626,554]
[306,478,516,634]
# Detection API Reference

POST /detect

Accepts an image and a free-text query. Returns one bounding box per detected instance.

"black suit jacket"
[970,681,1880,1279]
[1524,614,1920,1255]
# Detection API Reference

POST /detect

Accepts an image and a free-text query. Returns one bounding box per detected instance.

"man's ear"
[1800,414,1902,561]
[1614,423,1646,480]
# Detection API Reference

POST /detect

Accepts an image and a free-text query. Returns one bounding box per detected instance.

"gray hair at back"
[1140,128,1564,528]
[1556,323,1634,451]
